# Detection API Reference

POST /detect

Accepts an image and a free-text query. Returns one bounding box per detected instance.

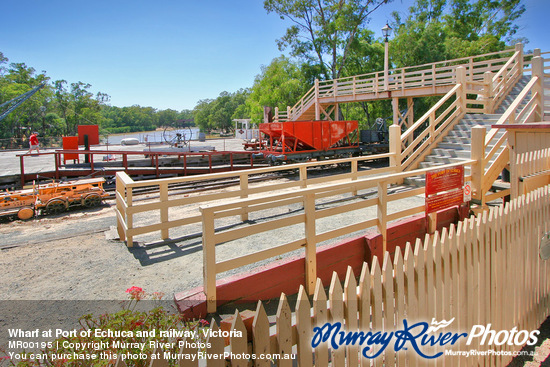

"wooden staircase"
[404,76,531,187]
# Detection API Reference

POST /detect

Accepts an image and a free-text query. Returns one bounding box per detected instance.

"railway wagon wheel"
[17,207,34,220]
[82,193,102,208]
[46,199,66,215]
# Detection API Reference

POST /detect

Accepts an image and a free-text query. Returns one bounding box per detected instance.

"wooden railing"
[470,56,547,206]
[115,152,396,246]
[491,49,523,111]
[200,160,474,312]
[114,185,550,367]
[282,48,516,122]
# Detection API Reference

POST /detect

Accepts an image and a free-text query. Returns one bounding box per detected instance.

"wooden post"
[304,193,317,295]
[515,43,524,71]
[115,173,126,243]
[299,166,307,188]
[315,79,321,121]
[456,66,467,110]
[239,174,249,221]
[389,124,401,170]
[377,181,388,254]
[126,186,134,247]
[392,97,399,126]
[274,107,279,123]
[471,126,486,205]
[484,71,494,113]
[160,183,169,239]
[531,56,544,121]
[201,206,217,313]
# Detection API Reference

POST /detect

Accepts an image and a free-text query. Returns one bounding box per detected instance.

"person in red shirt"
[26,132,40,154]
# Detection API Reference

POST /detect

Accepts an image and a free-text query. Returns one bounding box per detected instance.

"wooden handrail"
[200,159,475,312]
[277,47,515,122]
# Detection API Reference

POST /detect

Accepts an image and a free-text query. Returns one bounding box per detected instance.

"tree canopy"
[0,0,528,142]
[264,0,392,80]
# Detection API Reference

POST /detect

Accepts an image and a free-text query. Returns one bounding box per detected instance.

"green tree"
[265,0,392,80]
[0,62,49,139]
[246,56,308,123]
[389,0,526,67]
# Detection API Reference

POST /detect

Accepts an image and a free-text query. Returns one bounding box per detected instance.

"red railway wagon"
[259,120,360,163]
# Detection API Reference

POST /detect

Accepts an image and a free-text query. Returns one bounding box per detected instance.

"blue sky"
[1,0,548,111]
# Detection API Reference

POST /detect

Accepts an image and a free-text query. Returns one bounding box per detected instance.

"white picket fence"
[114,185,550,366]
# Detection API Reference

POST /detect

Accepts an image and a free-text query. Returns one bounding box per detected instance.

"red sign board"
[78,125,100,145]
[425,165,465,214]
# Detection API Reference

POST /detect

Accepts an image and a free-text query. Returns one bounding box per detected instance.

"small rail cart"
[0,178,109,220]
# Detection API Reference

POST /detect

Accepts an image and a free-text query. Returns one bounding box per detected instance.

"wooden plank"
[214,214,305,244]
[201,207,217,313]
[216,238,305,274]
[371,259,383,366]
[304,193,317,295]
[276,294,293,367]
[382,252,396,366]
[253,302,271,367]
[313,279,329,367]
[176,338,198,367]
[296,285,313,366]
[329,272,345,367]
[393,248,406,367]
[316,218,378,243]
[413,238,427,329]
[425,234,437,320]
[230,310,248,367]
[344,266,359,367]
[403,243,418,367]
[358,261,372,367]
[206,320,225,367]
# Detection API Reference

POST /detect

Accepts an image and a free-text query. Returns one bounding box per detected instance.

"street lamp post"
[382,23,392,90]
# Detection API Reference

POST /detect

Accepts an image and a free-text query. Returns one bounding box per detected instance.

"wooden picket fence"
[113,185,550,366]
[514,148,550,197]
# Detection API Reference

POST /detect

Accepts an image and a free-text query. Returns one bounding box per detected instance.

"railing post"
[350,159,358,196]
[115,173,126,243]
[456,66,467,110]
[471,126,486,205]
[287,106,291,121]
[274,107,279,123]
[240,173,249,221]
[201,206,217,313]
[377,181,388,254]
[483,71,494,113]
[532,56,544,121]
[515,43,524,71]
[315,79,321,121]
[392,97,399,126]
[299,166,307,188]
[389,125,401,171]
[304,193,317,295]
[160,183,169,240]
[126,186,134,247]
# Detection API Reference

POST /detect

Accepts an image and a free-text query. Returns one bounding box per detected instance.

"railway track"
[101,163,363,201]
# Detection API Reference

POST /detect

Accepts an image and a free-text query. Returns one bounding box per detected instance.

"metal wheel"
[163,127,191,147]
[46,199,66,215]
[17,207,34,220]
[83,194,102,208]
